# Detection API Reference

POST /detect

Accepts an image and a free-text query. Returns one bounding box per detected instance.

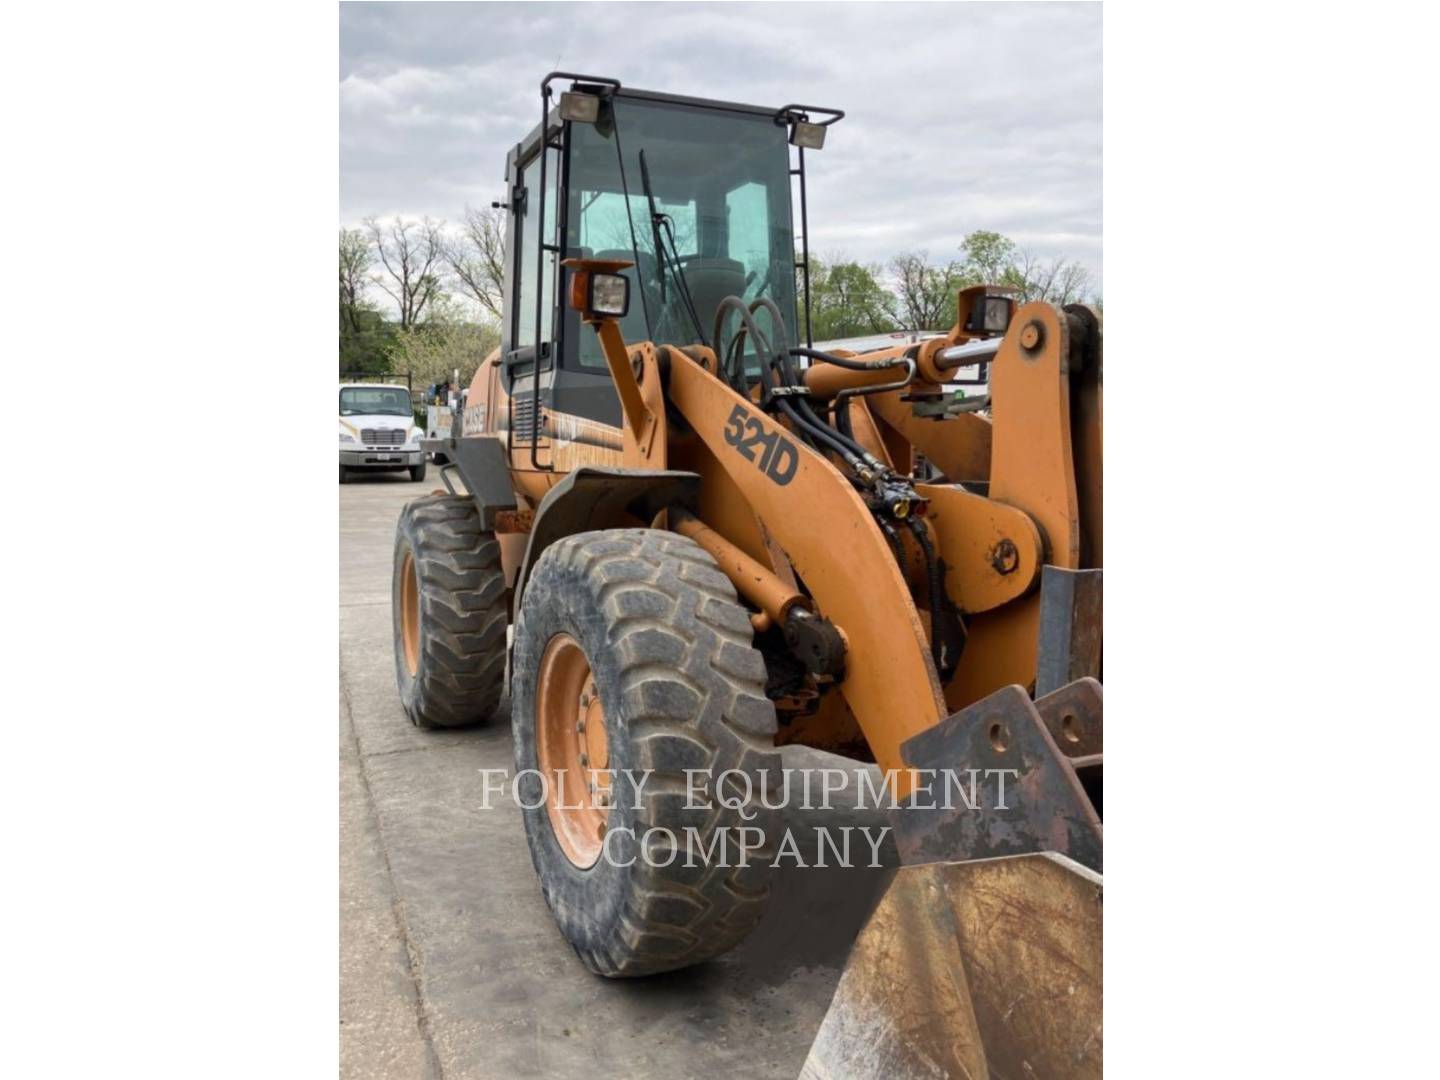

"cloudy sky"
[341,1,1101,295]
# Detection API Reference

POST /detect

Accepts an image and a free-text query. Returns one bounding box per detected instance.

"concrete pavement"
[339,468,898,1079]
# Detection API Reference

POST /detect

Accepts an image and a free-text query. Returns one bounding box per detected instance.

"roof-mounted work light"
[559,90,601,123]
[789,120,826,150]
[775,103,844,150]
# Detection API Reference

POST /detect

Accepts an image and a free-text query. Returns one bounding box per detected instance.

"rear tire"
[409,461,428,482]
[392,495,507,729]
[512,529,780,977]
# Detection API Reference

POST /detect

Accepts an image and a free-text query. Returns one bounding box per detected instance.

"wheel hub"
[399,551,420,677]
[536,633,611,868]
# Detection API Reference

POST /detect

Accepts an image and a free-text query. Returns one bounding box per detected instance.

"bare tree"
[1045,260,1093,305]
[888,251,965,330]
[445,205,507,320]
[339,228,371,335]
[1005,249,1094,305]
[365,216,446,329]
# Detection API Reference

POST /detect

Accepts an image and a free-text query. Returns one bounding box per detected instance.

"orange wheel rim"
[536,633,611,868]
[400,551,420,677]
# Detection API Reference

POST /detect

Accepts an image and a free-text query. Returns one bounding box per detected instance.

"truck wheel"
[409,461,428,482]
[339,464,350,484]
[512,529,780,977]
[392,495,506,729]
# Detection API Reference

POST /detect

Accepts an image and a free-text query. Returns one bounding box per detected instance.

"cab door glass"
[515,147,559,352]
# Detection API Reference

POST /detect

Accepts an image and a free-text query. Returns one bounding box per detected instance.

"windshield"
[339,387,412,416]
[564,97,798,370]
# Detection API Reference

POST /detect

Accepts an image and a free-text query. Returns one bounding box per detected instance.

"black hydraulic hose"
[877,518,907,571]
[758,341,877,469]
[906,517,947,675]
[707,293,877,472]
[795,392,875,466]
[789,344,913,453]
[789,345,907,372]
[835,358,915,440]
[774,395,865,469]
[835,394,856,441]
[713,296,774,393]
[749,296,788,351]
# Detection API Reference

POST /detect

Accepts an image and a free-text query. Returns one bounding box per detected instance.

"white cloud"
[341,1,1101,290]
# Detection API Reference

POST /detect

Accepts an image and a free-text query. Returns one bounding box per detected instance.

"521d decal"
[722,404,799,486]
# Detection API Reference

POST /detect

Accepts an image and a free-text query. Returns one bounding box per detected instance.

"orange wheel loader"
[391,72,1102,1077]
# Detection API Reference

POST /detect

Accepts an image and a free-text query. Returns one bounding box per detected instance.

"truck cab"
[338,382,426,483]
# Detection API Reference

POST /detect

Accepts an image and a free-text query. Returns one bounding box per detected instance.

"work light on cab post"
[562,256,649,450]
[563,257,633,322]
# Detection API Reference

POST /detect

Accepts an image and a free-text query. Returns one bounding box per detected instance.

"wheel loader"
[391,73,1102,1077]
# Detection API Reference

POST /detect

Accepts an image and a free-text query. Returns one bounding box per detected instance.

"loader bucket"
[895,679,1103,873]
[804,679,1103,1078]
[800,852,1102,1080]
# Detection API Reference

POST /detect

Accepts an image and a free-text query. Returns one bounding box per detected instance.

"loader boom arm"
[665,359,947,791]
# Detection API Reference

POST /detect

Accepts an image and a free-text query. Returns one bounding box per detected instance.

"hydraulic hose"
[877,517,908,573]
[906,517,948,675]
[794,391,878,469]
[774,395,867,470]
[713,296,774,394]
[704,292,881,473]
[834,358,915,440]
[790,345,906,372]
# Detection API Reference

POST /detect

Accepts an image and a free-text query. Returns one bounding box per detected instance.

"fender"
[511,466,700,615]
[421,434,517,530]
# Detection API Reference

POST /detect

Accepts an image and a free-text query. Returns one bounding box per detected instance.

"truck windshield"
[564,97,798,370]
[340,387,412,416]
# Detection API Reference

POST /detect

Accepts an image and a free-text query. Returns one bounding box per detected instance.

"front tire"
[512,529,780,977]
[409,461,427,482]
[339,464,350,484]
[392,495,507,728]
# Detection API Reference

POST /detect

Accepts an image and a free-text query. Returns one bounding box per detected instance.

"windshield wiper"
[637,149,709,348]
[637,149,668,305]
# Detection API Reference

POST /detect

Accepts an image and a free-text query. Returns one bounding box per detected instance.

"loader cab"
[500,84,811,432]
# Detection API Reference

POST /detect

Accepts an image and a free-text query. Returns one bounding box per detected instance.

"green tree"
[958,230,1017,285]
[801,255,900,341]
[387,295,500,391]
[957,229,1096,305]
[339,228,397,374]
